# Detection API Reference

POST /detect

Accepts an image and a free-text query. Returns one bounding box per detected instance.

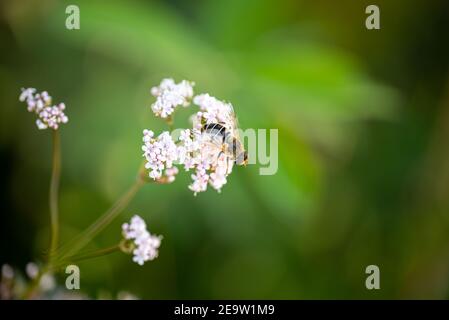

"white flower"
[122,215,148,240]
[25,262,39,279]
[193,93,234,127]
[209,154,233,192]
[176,128,234,195]
[145,79,243,194]
[122,215,162,266]
[150,78,194,118]
[189,164,209,194]
[165,166,179,183]
[39,273,56,292]
[142,130,179,182]
[19,88,36,103]
[177,128,202,171]
[19,88,69,130]
[1,264,14,280]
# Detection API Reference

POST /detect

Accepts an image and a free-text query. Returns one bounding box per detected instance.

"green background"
[1,0,449,299]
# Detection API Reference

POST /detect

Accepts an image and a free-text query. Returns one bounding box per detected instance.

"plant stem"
[23,131,61,298]
[52,244,120,270]
[49,130,61,262]
[55,177,145,262]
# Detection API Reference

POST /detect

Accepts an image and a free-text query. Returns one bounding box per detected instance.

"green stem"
[49,130,61,262]
[55,177,145,262]
[52,244,120,270]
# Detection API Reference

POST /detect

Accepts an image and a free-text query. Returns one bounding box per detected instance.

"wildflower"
[142,129,178,182]
[183,136,234,195]
[176,128,202,170]
[0,264,15,300]
[19,88,68,130]
[209,153,233,191]
[150,78,194,118]
[39,273,56,292]
[1,264,14,280]
[145,79,244,195]
[164,166,179,183]
[174,122,234,194]
[193,93,234,127]
[19,88,36,104]
[25,262,39,279]
[188,163,209,194]
[121,215,162,266]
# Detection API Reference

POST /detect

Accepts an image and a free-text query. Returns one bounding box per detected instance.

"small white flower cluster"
[25,262,39,279]
[122,215,162,266]
[188,94,237,193]
[19,88,69,130]
[193,93,234,127]
[1,264,14,280]
[177,128,202,170]
[144,78,241,194]
[150,78,194,118]
[142,129,179,181]
[24,262,55,291]
[1,263,80,299]
[177,128,233,194]
[1,262,55,299]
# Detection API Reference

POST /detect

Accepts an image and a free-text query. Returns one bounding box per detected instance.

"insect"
[201,109,248,168]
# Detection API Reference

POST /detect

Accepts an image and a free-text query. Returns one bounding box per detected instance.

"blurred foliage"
[1,0,449,299]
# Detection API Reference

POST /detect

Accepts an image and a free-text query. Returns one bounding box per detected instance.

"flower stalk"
[55,176,145,262]
[49,130,61,262]
[53,244,121,270]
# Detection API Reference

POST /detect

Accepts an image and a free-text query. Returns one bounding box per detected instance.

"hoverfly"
[201,107,248,169]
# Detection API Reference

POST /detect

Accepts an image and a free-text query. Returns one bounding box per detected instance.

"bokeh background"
[1,0,449,299]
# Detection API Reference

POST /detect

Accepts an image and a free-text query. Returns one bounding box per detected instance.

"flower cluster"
[19,88,69,130]
[142,129,179,181]
[177,128,202,170]
[1,262,125,299]
[24,262,55,291]
[121,215,162,266]
[150,78,194,118]
[1,262,56,299]
[193,93,235,127]
[177,128,233,194]
[144,78,243,194]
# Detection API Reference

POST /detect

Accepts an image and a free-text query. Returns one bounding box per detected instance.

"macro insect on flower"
[4,78,247,299]
[144,78,248,195]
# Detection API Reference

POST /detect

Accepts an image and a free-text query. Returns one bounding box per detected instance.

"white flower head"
[1,264,14,280]
[175,125,234,195]
[142,129,179,183]
[39,273,56,292]
[25,262,39,279]
[150,78,194,118]
[144,79,244,195]
[193,93,234,127]
[121,215,162,266]
[19,88,69,130]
